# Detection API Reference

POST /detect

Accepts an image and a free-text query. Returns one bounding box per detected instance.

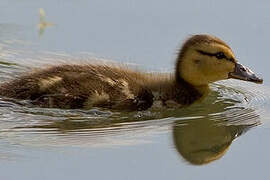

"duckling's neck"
[146,73,209,105]
[192,84,210,99]
[173,76,209,105]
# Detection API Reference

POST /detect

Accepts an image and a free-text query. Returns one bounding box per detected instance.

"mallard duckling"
[0,34,263,110]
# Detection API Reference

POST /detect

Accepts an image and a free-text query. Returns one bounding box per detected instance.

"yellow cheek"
[201,60,235,82]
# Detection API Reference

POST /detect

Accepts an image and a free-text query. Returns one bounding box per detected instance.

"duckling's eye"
[215,52,226,59]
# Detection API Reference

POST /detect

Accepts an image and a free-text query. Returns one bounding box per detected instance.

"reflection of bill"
[173,111,259,165]
[38,8,55,37]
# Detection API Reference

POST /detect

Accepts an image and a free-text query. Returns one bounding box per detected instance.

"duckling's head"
[176,34,263,86]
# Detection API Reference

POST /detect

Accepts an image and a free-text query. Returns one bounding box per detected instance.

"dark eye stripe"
[196,50,235,62]
[196,50,216,57]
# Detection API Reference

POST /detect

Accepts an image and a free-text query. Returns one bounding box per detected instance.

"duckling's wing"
[112,88,154,111]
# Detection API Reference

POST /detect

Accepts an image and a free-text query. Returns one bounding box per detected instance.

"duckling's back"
[0,65,154,110]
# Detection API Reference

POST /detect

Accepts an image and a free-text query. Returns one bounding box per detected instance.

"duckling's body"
[0,64,202,110]
[0,34,263,110]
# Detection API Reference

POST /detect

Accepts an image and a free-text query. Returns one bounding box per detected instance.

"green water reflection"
[7,84,259,165]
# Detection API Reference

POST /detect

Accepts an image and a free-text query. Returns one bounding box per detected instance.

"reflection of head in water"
[173,114,258,165]
[171,85,261,165]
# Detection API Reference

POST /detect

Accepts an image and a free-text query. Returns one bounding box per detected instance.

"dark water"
[0,1,270,180]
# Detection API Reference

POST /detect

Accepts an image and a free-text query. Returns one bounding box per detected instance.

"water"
[0,0,270,179]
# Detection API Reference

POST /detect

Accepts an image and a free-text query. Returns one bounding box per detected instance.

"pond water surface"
[0,1,270,180]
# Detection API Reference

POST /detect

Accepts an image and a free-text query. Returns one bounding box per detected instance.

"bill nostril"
[240,67,246,72]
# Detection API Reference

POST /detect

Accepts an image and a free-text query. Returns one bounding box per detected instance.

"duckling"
[0,34,263,110]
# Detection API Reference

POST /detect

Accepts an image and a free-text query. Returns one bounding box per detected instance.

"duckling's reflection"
[173,114,257,165]
[170,86,260,165]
